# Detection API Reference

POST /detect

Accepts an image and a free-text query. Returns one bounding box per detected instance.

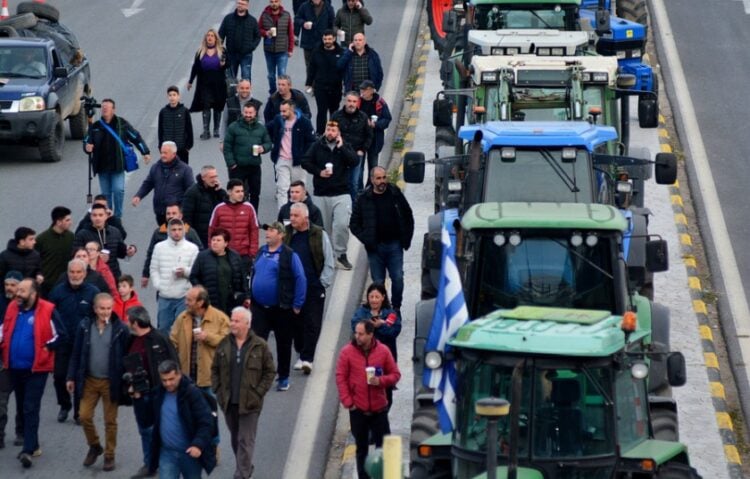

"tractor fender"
[648,303,671,394]
[413,298,437,393]
[624,208,651,291]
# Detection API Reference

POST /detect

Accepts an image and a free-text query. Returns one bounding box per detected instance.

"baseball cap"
[359,80,375,90]
[4,270,22,283]
[261,222,286,234]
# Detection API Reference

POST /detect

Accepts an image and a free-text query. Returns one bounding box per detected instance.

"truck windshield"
[0,47,47,78]
[484,148,596,203]
[473,4,578,30]
[471,232,616,316]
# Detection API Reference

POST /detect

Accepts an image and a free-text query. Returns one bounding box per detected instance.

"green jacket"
[211,331,276,414]
[223,119,273,168]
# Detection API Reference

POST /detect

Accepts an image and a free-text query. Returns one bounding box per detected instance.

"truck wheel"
[651,407,678,441]
[0,26,18,37]
[616,0,648,25]
[68,103,88,140]
[656,463,702,478]
[39,113,64,163]
[17,2,60,22]
[0,12,38,30]
[410,406,440,462]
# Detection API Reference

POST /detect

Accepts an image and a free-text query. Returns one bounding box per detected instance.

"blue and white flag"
[422,209,470,433]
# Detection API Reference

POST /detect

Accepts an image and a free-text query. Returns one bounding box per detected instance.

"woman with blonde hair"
[188,29,228,140]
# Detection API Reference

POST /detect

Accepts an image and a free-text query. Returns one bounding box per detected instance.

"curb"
[660,116,744,478]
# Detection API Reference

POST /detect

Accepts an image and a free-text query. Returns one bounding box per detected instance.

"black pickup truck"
[0,6,91,162]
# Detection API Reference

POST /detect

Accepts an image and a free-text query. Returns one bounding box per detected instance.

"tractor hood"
[468,29,590,56]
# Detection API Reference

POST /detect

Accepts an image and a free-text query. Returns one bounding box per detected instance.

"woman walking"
[188,29,228,140]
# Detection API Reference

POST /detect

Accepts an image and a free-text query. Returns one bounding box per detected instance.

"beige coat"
[170,305,229,387]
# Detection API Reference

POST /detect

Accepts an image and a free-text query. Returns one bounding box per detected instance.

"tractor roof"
[469,0,581,5]
[449,306,642,356]
[471,54,619,86]
[468,29,590,56]
[458,121,618,151]
[461,202,628,231]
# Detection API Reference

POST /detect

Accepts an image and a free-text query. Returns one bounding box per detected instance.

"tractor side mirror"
[433,97,453,128]
[667,352,687,387]
[443,11,459,34]
[403,152,426,184]
[654,153,677,185]
[646,239,669,273]
[595,8,610,36]
[53,67,68,78]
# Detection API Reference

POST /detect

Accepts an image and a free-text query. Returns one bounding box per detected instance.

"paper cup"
[366,367,376,381]
[253,145,260,156]
[193,327,202,335]
[270,27,277,37]
[325,162,333,174]
[370,115,378,123]
[337,30,345,42]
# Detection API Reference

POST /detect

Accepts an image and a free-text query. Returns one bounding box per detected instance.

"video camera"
[80,94,100,119]
[123,353,150,395]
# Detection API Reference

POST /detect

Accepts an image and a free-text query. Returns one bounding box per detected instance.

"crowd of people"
[0,0,415,477]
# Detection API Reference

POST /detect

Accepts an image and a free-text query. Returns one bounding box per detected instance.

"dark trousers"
[9,369,48,454]
[155,212,167,226]
[53,346,78,416]
[177,148,190,165]
[350,409,390,479]
[0,367,22,440]
[294,285,326,362]
[225,404,259,479]
[229,164,262,213]
[251,304,294,379]
[314,88,343,134]
[364,142,381,186]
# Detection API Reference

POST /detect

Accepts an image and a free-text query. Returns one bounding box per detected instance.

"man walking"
[48,259,99,424]
[84,98,151,218]
[295,0,335,79]
[182,165,227,248]
[350,166,414,310]
[76,195,128,240]
[277,180,324,227]
[158,86,194,165]
[332,91,373,200]
[251,222,306,390]
[0,271,22,449]
[267,99,317,209]
[220,79,263,138]
[209,179,260,274]
[219,0,262,81]
[74,204,136,279]
[170,286,229,392]
[0,227,42,285]
[263,75,312,124]
[335,0,373,45]
[259,0,295,95]
[223,103,272,212]
[132,141,195,225]
[337,33,383,92]
[66,293,128,472]
[212,307,276,479]
[35,206,74,297]
[1,278,63,468]
[301,120,359,270]
[335,320,401,479]
[150,219,199,333]
[358,80,392,182]
[190,228,249,315]
[285,203,334,374]
[306,29,344,133]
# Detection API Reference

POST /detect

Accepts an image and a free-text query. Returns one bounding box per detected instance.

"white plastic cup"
[337,30,345,43]
[304,21,312,30]
[270,27,277,37]
[370,115,378,123]
[325,162,333,174]
[193,327,202,335]
[366,366,376,382]
[253,145,260,156]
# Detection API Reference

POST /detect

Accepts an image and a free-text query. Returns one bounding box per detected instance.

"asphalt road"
[0,0,413,477]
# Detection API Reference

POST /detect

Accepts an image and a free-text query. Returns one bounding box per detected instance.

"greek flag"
[423,209,470,433]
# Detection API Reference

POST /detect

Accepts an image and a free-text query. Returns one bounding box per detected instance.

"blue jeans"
[97,171,125,218]
[349,153,366,201]
[264,51,289,94]
[133,403,153,468]
[159,447,202,479]
[227,52,253,81]
[367,240,405,308]
[157,296,186,333]
[9,369,48,454]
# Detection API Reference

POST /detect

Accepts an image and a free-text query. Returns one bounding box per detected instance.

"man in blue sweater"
[250,222,306,391]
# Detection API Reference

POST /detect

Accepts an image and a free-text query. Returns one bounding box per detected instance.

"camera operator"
[124,306,178,479]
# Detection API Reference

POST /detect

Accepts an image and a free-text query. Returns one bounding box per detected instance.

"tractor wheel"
[39,112,64,163]
[651,407,678,441]
[0,12,38,30]
[648,303,670,395]
[427,0,452,54]
[656,462,702,478]
[616,0,648,25]
[17,2,60,22]
[410,406,440,462]
[0,25,18,37]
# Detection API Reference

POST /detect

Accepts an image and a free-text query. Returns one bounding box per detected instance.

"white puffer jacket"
[150,238,199,298]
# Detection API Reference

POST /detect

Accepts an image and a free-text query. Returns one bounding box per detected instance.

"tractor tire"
[616,0,648,25]
[410,406,440,462]
[648,303,670,395]
[651,407,678,441]
[0,12,38,30]
[68,103,88,140]
[0,25,18,37]
[427,0,451,54]
[17,2,60,22]
[421,267,438,300]
[39,112,64,163]
[656,462,702,478]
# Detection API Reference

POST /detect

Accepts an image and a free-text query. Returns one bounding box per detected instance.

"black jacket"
[219,10,261,55]
[84,116,149,175]
[294,0,335,50]
[331,108,372,152]
[56,267,111,295]
[0,239,42,280]
[263,89,312,124]
[277,195,324,228]
[301,136,359,197]
[134,159,195,216]
[134,375,217,474]
[306,42,344,89]
[267,114,317,165]
[189,248,248,314]
[125,328,178,388]
[47,281,99,346]
[181,175,227,247]
[76,214,127,240]
[158,103,194,151]
[66,315,130,405]
[73,225,128,279]
[350,183,415,251]
[188,52,228,112]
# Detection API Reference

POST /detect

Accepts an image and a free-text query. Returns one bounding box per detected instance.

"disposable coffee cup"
[253,144,260,156]
[325,162,333,174]
[366,367,376,382]
[304,21,312,29]
[193,327,202,335]
[370,115,378,123]
[283,219,291,226]
[270,27,277,37]
[337,30,345,42]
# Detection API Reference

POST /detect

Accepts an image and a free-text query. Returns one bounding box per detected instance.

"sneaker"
[336,254,353,270]
[18,452,32,468]
[301,361,313,375]
[32,448,42,457]
[293,358,303,371]
[57,407,70,423]
[130,465,156,478]
[103,456,116,471]
[83,444,103,467]
[277,378,290,391]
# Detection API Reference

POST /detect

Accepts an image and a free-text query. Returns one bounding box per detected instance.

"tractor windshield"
[482,84,605,123]
[470,231,616,317]
[473,4,579,30]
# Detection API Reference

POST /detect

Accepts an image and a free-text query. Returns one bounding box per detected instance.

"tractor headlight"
[631,361,649,379]
[481,71,498,83]
[551,47,565,56]
[537,47,551,56]
[447,179,462,192]
[506,47,519,55]
[425,351,443,369]
[19,96,45,112]
[491,47,504,55]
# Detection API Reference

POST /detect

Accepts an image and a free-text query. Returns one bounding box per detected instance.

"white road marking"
[122,0,146,18]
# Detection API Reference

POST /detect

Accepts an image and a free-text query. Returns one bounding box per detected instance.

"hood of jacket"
[5,239,32,257]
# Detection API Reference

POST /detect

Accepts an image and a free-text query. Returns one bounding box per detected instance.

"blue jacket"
[48,281,99,347]
[66,315,129,405]
[337,44,384,92]
[294,0,335,50]
[251,244,307,310]
[267,114,317,165]
[135,375,217,474]
[134,159,195,215]
[350,305,401,361]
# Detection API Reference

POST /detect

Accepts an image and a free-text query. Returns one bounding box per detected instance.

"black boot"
[200,110,211,140]
[213,109,221,138]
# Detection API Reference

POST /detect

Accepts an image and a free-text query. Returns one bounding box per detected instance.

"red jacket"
[113,290,142,324]
[1,298,59,373]
[208,201,259,257]
[95,257,117,294]
[336,338,400,413]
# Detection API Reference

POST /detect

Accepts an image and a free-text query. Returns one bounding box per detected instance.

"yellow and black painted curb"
[660,115,744,478]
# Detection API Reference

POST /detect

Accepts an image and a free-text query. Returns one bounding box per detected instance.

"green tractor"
[409,203,699,479]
